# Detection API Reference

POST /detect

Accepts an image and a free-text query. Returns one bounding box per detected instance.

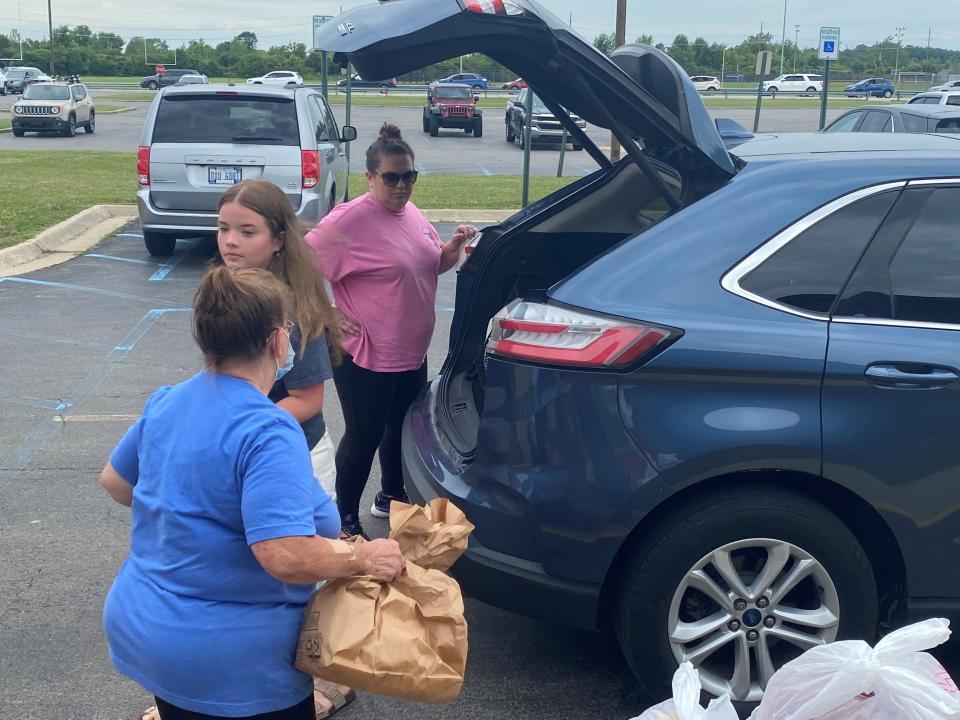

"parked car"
[505,87,585,149]
[502,78,527,90]
[3,66,53,94]
[689,75,721,91]
[928,79,960,92]
[843,78,894,98]
[437,72,488,90]
[11,81,95,137]
[762,73,824,96]
[245,71,303,87]
[0,67,6,95]
[175,73,209,86]
[136,84,356,256]
[335,73,397,90]
[907,91,960,106]
[315,0,960,706]
[140,68,202,90]
[423,82,482,137]
[824,104,960,134]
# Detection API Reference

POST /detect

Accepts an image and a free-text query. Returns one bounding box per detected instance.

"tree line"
[1,25,957,83]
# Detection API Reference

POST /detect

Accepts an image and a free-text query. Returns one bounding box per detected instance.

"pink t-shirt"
[306,193,443,372]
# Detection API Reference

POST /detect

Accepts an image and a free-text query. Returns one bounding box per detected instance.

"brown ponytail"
[193,266,293,370]
[366,122,414,172]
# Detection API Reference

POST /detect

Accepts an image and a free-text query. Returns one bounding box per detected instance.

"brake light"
[137,146,150,186]
[301,150,319,188]
[464,0,526,15]
[488,300,678,369]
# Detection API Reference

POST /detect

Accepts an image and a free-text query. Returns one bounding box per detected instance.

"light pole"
[610,0,627,162]
[793,24,799,72]
[47,0,55,76]
[779,0,788,75]
[894,26,905,82]
[720,45,728,87]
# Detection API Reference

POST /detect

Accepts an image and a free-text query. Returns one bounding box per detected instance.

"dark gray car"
[136,84,356,256]
[824,103,960,134]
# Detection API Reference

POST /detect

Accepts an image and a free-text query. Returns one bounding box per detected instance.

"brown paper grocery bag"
[295,500,475,703]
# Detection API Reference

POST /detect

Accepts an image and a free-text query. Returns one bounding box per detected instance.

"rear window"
[935,118,960,133]
[152,95,299,145]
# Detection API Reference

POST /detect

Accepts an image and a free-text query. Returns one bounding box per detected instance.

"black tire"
[147,80,159,91]
[473,117,483,137]
[422,113,430,133]
[883,89,893,98]
[429,116,439,137]
[12,126,24,137]
[143,232,176,257]
[505,118,515,143]
[805,86,817,95]
[707,86,717,92]
[768,86,778,97]
[85,111,95,134]
[464,127,472,134]
[615,485,877,705]
[62,115,76,137]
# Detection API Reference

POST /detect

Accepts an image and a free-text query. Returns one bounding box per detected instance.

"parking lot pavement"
[0,90,847,176]
[0,223,648,720]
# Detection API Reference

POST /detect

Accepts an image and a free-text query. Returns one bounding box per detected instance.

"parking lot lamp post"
[779,0,788,75]
[894,27,905,82]
[793,25,799,72]
[720,46,727,88]
[610,0,627,163]
[47,0,55,76]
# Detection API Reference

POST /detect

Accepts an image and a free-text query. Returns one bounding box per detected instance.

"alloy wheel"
[667,537,840,703]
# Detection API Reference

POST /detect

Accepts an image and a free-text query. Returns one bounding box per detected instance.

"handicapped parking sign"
[818,26,840,60]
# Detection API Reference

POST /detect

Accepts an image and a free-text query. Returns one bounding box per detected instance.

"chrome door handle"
[865,364,959,389]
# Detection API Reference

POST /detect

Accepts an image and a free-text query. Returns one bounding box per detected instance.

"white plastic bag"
[750,618,960,720]
[311,432,337,500]
[631,663,738,720]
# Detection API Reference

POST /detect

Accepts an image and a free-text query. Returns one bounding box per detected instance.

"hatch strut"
[536,94,612,170]
[564,72,683,211]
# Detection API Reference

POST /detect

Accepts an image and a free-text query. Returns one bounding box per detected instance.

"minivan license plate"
[209,167,242,185]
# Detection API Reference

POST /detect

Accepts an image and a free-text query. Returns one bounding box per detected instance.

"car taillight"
[137,146,150,186]
[488,300,678,369]
[301,150,319,189]
[463,0,525,14]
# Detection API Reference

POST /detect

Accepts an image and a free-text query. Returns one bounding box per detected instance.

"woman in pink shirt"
[306,123,477,539]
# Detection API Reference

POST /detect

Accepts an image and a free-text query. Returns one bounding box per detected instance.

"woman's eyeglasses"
[375,170,419,187]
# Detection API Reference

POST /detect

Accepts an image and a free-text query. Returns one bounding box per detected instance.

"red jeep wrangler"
[422,82,482,137]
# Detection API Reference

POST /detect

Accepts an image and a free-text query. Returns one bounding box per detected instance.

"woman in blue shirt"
[100,266,404,720]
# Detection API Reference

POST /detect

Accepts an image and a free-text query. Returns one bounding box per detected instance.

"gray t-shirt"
[269,328,334,449]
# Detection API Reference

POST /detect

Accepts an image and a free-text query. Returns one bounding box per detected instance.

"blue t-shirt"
[103,372,340,717]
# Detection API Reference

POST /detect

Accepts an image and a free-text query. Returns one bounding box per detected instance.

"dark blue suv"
[844,77,895,98]
[317,0,960,706]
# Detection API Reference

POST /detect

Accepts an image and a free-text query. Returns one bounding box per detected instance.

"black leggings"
[333,353,428,518]
[154,693,314,720]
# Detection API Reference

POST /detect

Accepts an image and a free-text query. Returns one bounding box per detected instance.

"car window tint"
[825,111,863,132]
[936,118,960,132]
[740,191,899,314]
[947,96,960,106]
[859,111,891,132]
[152,96,299,145]
[889,188,960,324]
[901,113,929,131]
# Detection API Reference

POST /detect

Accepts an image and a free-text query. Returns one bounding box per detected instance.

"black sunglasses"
[375,170,419,187]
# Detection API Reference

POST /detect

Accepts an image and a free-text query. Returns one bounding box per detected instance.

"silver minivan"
[136,84,356,256]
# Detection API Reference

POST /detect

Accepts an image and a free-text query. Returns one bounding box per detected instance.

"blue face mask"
[276,329,295,381]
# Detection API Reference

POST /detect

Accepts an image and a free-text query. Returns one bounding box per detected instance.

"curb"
[0,204,137,276]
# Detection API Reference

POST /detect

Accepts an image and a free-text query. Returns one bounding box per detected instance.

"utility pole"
[610,0,627,163]
[793,25,800,72]
[46,0,55,76]
[779,0,788,75]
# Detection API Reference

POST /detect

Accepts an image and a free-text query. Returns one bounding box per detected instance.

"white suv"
[246,71,304,87]
[908,91,960,106]
[689,75,721,91]
[762,73,824,96]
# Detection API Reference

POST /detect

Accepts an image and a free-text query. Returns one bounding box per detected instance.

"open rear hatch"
[314,0,738,454]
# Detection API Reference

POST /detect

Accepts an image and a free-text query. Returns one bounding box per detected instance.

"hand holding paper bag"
[296,499,475,703]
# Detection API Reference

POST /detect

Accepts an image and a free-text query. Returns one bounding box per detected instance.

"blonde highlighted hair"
[218,179,341,361]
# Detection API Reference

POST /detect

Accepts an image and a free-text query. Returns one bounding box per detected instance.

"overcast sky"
[3,1,957,52]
